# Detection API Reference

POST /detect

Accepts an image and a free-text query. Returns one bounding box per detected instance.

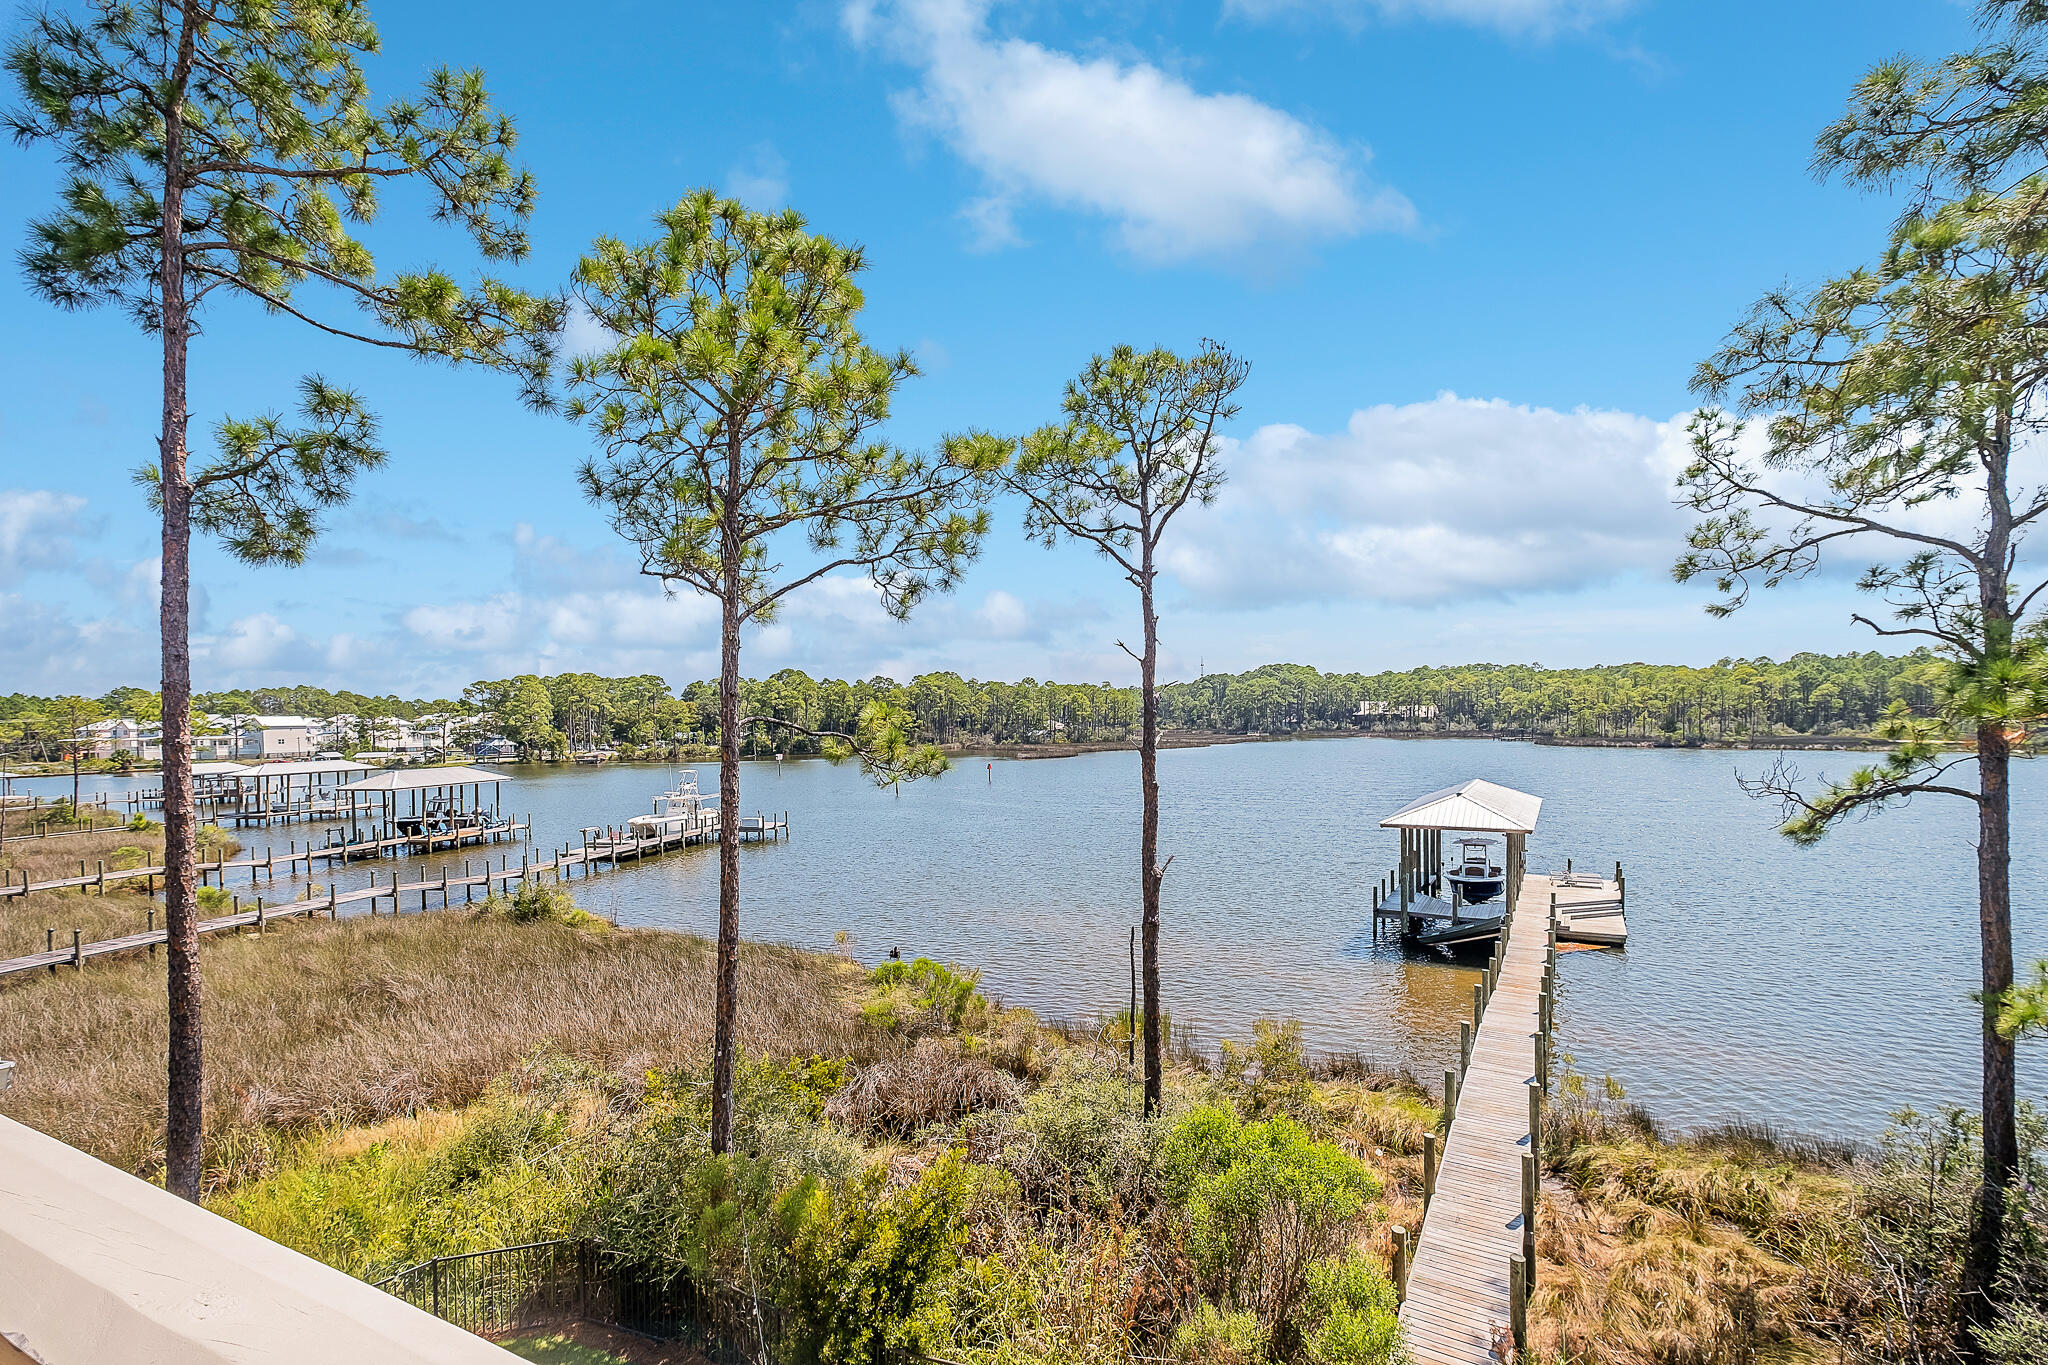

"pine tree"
[7,0,560,1199]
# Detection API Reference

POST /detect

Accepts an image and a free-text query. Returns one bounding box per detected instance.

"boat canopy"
[1379,778,1542,835]
[339,765,509,793]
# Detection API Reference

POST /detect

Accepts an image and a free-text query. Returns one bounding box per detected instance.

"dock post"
[148,908,155,956]
[96,860,105,894]
[255,898,265,933]
[329,884,338,919]
[1473,981,1485,1025]
[1459,1019,1472,1073]
[1392,1226,1410,1304]
[73,929,83,970]
[1442,1068,1458,1127]
[1617,861,1626,907]
[1528,1080,1543,1149]
[1509,1254,1528,1354]
[45,928,54,975]
[1522,1150,1538,1283]
[1423,1131,1438,1206]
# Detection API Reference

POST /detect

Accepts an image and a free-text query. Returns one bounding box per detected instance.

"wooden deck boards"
[1398,873,1558,1365]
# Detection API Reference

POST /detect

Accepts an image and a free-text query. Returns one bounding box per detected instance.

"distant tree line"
[0,649,1946,762]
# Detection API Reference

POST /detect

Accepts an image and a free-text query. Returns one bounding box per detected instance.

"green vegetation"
[0,648,1951,769]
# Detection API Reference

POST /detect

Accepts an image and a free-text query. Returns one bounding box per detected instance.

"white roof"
[339,765,509,793]
[232,759,374,778]
[190,762,250,777]
[248,715,320,728]
[1380,778,1542,834]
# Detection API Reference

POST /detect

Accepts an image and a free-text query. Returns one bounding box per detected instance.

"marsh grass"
[0,906,869,1188]
[1534,1097,1865,1365]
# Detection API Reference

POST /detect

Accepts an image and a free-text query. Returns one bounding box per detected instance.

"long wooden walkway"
[1399,873,1560,1364]
[0,846,599,980]
[0,823,530,900]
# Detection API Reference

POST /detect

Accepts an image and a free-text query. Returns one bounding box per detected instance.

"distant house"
[473,736,520,761]
[1355,702,1441,722]
[78,717,161,761]
[236,715,322,759]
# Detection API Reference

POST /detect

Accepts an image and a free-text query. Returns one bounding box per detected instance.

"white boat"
[627,770,709,838]
[1444,836,1505,905]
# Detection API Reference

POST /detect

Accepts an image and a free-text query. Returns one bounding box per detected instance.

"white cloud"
[1222,0,1629,36]
[844,0,1412,261]
[0,489,94,581]
[1161,393,1694,606]
[726,141,790,208]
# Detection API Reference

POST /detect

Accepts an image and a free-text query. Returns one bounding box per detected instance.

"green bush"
[195,824,236,860]
[480,880,604,929]
[980,1055,1159,1217]
[109,845,150,871]
[863,957,984,1034]
[126,812,157,832]
[1219,1019,1319,1123]
[195,885,232,911]
[1160,1105,1379,1354]
[1171,1301,1268,1365]
[780,1154,969,1365]
[1301,1252,1401,1365]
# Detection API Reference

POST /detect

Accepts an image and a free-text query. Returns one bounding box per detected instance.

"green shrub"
[195,823,236,860]
[780,1154,969,1365]
[1160,1105,1379,1353]
[1171,1301,1268,1365]
[1219,1019,1319,1123]
[108,845,150,871]
[863,957,984,1034]
[480,880,604,929]
[126,812,157,832]
[1302,1252,1401,1365]
[977,1055,1159,1217]
[196,885,232,911]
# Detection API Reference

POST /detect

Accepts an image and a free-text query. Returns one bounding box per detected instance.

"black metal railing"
[374,1239,786,1362]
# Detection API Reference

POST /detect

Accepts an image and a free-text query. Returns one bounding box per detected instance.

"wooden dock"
[0,846,599,980]
[0,822,530,900]
[580,810,787,863]
[1396,873,1562,1363]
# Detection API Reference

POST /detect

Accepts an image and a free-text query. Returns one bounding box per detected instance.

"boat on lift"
[1444,836,1505,905]
[628,769,709,838]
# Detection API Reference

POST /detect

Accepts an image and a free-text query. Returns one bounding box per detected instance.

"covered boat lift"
[223,758,373,825]
[1376,779,1542,947]
[335,765,511,851]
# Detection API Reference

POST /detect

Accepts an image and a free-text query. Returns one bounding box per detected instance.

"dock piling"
[1393,1226,1410,1304]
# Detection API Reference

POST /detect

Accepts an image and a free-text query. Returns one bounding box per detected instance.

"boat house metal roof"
[338,766,509,793]
[233,759,372,778]
[1379,778,1542,834]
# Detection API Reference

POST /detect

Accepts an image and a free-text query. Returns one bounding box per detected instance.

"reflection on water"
[21,736,2045,1137]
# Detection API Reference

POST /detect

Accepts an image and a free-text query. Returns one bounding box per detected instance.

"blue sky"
[0,0,1981,698]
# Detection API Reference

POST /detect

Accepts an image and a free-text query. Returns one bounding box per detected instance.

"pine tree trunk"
[1140,552,1163,1118]
[1965,721,2016,1344]
[159,18,202,1202]
[709,545,743,1155]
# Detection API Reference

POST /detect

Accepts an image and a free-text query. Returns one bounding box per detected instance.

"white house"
[235,715,322,760]
[78,717,161,761]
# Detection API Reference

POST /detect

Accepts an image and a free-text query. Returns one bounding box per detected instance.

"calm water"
[22,738,2046,1138]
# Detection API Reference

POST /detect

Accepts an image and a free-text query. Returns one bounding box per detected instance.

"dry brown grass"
[1533,1100,1860,1365]
[0,906,869,1182]
[826,1035,1024,1137]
